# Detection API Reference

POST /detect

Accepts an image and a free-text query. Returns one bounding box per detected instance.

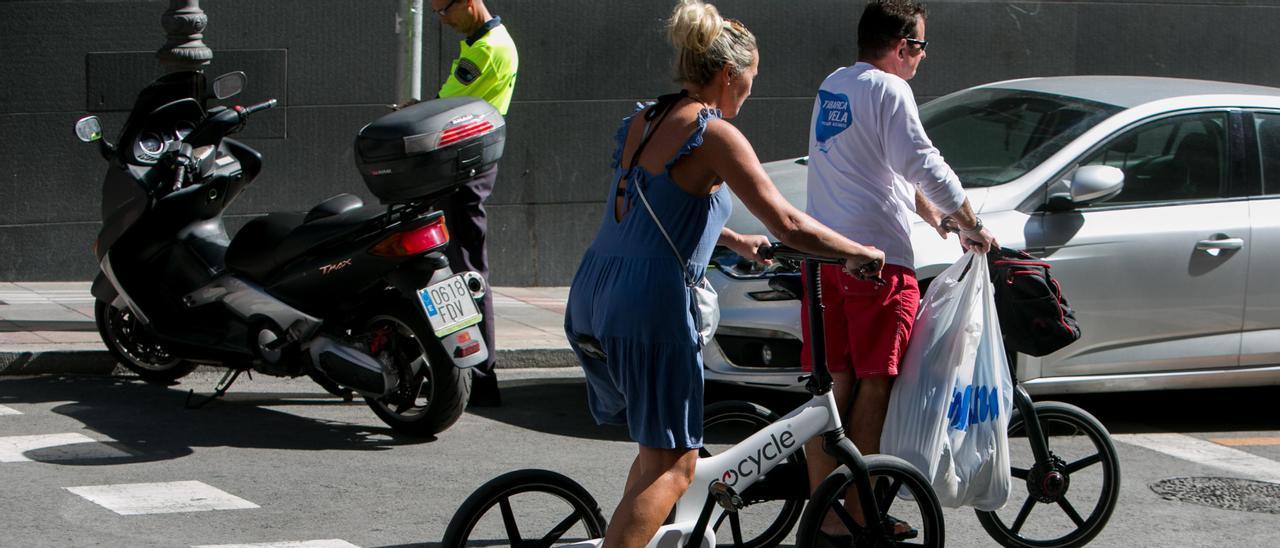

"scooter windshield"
[117,71,208,148]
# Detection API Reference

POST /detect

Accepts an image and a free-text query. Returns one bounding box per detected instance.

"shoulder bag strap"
[626,92,696,287]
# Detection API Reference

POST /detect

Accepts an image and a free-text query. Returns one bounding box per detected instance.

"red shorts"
[800,263,920,378]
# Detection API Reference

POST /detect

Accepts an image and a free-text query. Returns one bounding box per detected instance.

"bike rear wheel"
[702,400,806,547]
[975,401,1120,548]
[795,454,944,547]
[442,468,607,547]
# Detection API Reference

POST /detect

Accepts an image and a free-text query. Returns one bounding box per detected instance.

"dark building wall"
[3,0,1280,284]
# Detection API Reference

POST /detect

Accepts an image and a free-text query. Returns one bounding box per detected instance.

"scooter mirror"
[75,116,103,143]
[213,71,247,100]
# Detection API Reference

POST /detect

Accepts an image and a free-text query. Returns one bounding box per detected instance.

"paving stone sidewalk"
[0,282,574,375]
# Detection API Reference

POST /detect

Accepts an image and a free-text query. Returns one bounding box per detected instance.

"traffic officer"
[431,0,518,407]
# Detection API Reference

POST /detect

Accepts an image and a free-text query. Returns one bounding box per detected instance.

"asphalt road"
[2,367,1278,547]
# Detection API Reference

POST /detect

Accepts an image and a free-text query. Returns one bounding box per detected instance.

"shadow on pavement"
[0,374,427,466]
[464,378,632,443]
[1040,385,1280,435]
[477,377,1280,440]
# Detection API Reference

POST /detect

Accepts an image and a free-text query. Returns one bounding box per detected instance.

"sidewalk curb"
[0,347,578,376]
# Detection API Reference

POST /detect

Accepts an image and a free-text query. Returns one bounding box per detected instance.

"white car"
[705,75,1280,395]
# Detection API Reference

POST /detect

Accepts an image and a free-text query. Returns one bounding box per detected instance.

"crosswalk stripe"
[192,540,361,548]
[1115,433,1280,482]
[66,480,259,515]
[1209,436,1280,447]
[0,433,96,462]
[0,405,21,416]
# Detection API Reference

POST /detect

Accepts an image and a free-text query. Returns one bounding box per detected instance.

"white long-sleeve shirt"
[806,62,966,269]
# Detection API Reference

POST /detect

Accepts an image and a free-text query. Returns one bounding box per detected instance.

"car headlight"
[711,246,799,279]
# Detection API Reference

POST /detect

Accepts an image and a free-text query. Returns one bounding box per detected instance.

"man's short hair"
[857,1,927,59]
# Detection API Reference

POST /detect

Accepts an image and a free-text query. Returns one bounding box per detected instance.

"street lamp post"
[156,0,212,71]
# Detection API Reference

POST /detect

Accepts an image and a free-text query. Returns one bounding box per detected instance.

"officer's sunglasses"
[434,0,461,16]
[905,38,928,51]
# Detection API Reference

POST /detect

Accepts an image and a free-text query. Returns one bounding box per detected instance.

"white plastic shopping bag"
[880,251,1013,510]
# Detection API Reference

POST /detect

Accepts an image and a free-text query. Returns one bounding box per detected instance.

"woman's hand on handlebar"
[844,246,886,286]
[719,228,774,265]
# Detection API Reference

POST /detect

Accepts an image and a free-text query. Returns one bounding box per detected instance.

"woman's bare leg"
[604,446,698,548]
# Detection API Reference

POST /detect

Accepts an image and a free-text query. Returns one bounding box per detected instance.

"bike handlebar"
[760,243,885,286]
[759,243,844,265]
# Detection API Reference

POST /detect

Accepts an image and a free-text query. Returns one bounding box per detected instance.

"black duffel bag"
[987,248,1082,357]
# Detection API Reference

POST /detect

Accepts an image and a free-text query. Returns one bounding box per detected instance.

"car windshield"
[921,88,1122,187]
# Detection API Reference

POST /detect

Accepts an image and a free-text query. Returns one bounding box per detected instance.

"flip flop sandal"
[883,514,919,540]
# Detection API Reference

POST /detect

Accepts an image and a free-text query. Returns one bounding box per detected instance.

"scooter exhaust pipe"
[304,337,398,397]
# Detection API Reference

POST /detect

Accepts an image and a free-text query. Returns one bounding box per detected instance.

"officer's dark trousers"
[440,165,498,379]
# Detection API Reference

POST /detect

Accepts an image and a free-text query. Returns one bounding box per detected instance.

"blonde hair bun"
[666,0,756,85]
[668,0,724,54]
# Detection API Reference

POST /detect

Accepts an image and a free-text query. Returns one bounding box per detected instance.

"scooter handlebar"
[239,99,277,116]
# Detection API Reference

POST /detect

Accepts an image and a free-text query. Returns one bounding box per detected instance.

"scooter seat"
[305,193,364,223]
[226,206,381,281]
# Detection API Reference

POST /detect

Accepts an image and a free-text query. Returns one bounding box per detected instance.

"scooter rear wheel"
[95,300,198,384]
[358,298,470,437]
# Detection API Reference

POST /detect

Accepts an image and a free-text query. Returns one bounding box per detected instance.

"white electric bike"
[441,246,945,547]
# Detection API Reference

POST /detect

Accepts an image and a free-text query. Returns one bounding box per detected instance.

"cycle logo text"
[720,429,796,487]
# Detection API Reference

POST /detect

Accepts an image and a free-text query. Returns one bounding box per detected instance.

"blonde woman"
[563,1,883,544]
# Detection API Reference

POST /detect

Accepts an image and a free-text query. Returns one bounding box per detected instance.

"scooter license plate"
[417,276,482,337]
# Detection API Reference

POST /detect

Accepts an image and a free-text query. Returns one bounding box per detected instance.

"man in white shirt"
[801,0,997,538]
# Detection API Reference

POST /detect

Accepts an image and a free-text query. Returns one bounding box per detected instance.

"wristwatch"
[961,217,984,232]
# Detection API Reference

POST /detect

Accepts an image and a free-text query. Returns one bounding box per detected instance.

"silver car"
[705,75,1280,395]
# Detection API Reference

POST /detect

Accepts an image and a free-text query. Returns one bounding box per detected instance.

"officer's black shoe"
[468,371,502,408]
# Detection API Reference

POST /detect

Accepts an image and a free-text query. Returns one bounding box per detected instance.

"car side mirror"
[74,116,102,142]
[1047,165,1125,209]
[212,71,246,100]
[1070,165,1125,203]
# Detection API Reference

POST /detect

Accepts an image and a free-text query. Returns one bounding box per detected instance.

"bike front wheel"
[442,468,607,547]
[975,401,1120,548]
[795,454,944,547]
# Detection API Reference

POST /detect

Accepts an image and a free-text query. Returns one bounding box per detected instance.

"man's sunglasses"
[434,0,461,16]
[905,38,928,51]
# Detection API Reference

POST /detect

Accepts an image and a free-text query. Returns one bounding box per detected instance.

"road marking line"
[1114,433,1280,482]
[0,433,95,462]
[1209,436,1280,447]
[193,540,361,548]
[0,404,20,416]
[66,480,259,515]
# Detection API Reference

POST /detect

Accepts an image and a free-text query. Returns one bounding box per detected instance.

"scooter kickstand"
[184,369,243,409]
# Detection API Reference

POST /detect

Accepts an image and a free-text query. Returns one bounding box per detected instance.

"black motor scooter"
[74,70,505,437]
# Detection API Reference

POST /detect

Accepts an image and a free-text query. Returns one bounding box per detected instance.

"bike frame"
[562,256,892,548]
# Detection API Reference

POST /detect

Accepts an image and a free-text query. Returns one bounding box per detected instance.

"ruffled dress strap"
[663,106,722,173]
[609,101,655,170]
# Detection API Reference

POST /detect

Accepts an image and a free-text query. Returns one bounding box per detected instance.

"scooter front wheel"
[358,298,470,437]
[95,300,198,384]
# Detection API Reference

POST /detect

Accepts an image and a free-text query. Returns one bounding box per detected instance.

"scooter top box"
[355,97,506,204]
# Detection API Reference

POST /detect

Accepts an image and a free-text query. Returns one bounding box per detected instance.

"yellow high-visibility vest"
[439,20,518,115]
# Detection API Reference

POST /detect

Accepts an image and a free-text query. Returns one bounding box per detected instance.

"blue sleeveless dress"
[564,103,733,449]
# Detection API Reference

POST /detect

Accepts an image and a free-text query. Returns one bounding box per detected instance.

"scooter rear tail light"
[438,120,494,147]
[370,216,450,257]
